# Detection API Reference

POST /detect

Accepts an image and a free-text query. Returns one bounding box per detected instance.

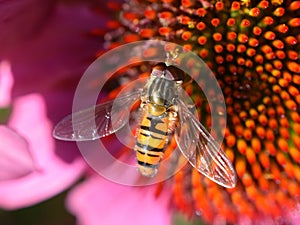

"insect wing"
[53,90,142,141]
[175,98,237,188]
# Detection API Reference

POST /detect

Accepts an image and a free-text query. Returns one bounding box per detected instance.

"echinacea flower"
[68,0,300,224]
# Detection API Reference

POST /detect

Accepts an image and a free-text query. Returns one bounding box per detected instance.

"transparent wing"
[175,96,237,188]
[53,90,142,141]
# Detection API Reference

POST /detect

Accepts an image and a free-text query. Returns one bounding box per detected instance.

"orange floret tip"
[285,162,295,179]
[285,36,298,45]
[268,118,278,130]
[288,18,300,27]
[215,1,224,11]
[197,36,207,45]
[236,157,246,178]
[199,49,209,58]
[271,163,281,181]
[293,124,300,135]
[289,1,300,10]
[292,74,300,84]
[231,1,240,11]
[285,99,297,110]
[290,112,300,123]
[246,185,260,202]
[288,181,300,197]
[225,148,235,163]
[211,18,220,27]
[259,152,270,169]
[181,31,192,41]
[253,26,262,35]
[258,176,269,191]
[243,129,252,141]
[158,27,172,36]
[144,9,156,20]
[258,0,269,8]
[238,33,248,43]
[249,37,259,47]
[251,138,261,153]
[251,162,262,179]
[295,166,300,183]
[227,31,237,41]
[276,151,287,166]
[265,141,276,155]
[213,32,222,41]
[123,12,139,20]
[181,0,193,8]
[249,8,260,17]
[256,126,266,139]
[214,44,223,53]
[159,11,173,19]
[272,39,284,49]
[279,127,290,139]
[288,50,299,60]
[215,55,224,64]
[275,50,286,59]
[237,45,246,53]
[241,19,251,28]
[273,60,283,70]
[247,48,256,57]
[245,119,255,129]
[246,147,256,164]
[276,24,289,33]
[242,173,254,187]
[280,90,290,100]
[124,34,140,42]
[182,44,193,52]
[237,139,247,154]
[287,61,300,73]
[276,105,285,117]
[264,31,276,40]
[273,7,285,17]
[196,21,206,31]
[227,18,236,26]
[140,28,155,38]
[196,8,207,17]
[294,135,300,149]
[262,16,274,25]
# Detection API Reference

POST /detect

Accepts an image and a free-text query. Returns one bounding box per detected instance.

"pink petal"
[9,94,53,164]
[0,61,14,107]
[66,176,172,225]
[0,94,85,210]
[0,125,35,181]
[0,0,55,55]
[0,2,109,209]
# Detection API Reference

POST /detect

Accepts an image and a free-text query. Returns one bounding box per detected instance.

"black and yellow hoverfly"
[53,63,237,188]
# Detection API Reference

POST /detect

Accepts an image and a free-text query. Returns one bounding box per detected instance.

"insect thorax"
[144,76,178,108]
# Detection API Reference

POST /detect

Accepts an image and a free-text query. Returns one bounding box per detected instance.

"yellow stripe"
[135,146,164,157]
[137,135,167,149]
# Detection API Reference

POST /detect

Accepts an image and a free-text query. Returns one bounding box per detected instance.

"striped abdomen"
[134,111,169,177]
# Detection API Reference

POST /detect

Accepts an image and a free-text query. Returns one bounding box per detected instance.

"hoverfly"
[53,63,237,188]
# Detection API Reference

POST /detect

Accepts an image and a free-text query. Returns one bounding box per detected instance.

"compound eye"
[151,63,167,77]
[166,65,185,82]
